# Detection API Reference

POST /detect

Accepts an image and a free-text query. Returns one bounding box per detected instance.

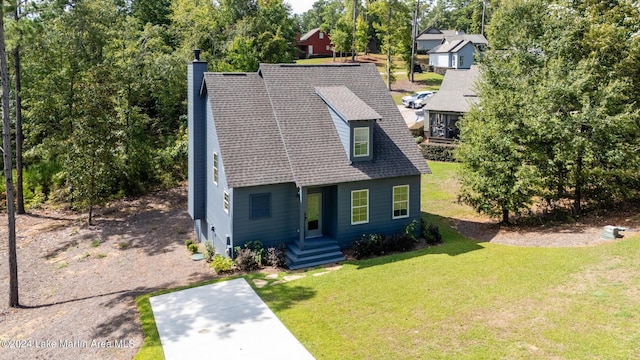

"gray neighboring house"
[422,65,480,143]
[416,27,461,53]
[188,54,430,269]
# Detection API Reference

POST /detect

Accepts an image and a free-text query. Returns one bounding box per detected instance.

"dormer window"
[353,127,370,157]
[315,85,381,163]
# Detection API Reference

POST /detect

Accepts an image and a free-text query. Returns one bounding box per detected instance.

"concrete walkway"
[150,278,315,360]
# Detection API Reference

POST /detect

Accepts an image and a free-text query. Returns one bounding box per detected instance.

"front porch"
[285,236,345,270]
[287,185,345,270]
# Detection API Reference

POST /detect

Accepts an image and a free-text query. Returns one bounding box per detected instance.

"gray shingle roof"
[203,63,430,189]
[423,66,480,113]
[429,39,472,54]
[315,86,382,121]
[203,73,294,188]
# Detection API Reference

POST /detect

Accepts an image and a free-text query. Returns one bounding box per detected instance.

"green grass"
[135,161,640,359]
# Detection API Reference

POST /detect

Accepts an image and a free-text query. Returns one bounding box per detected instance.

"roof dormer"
[315,86,380,163]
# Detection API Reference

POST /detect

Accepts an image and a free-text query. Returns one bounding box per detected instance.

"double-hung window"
[353,127,370,157]
[351,189,369,225]
[392,185,409,219]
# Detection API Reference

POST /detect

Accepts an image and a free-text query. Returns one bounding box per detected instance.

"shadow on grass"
[247,274,317,313]
[348,212,488,270]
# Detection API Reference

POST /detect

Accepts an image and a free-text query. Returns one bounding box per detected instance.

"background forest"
[0,0,491,216]
[0,0,638,224]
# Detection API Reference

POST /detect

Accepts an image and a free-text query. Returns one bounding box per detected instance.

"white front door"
[308,45,314,56]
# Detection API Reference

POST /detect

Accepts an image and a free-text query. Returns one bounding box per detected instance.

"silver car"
[401,91,433,108]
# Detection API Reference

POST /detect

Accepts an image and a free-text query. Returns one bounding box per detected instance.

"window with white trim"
[223,190,230,214]
[353,127,369,157]
[213,152,219,185]
[351,189,369,225]
[319,32,324,39]
[392,185,409,219]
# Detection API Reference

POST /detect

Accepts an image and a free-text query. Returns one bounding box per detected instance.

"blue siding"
[334,176,422,248]
[188,61,208,220]
[328,107,350,158]
[205,99,233,255]
[350,120,374,162]
[232,184,300,249]
[454,43,476,69]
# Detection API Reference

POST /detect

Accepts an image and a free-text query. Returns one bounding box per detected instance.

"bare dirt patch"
[0,185,214,360]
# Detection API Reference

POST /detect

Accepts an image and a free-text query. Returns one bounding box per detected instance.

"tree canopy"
[457,0,640,223]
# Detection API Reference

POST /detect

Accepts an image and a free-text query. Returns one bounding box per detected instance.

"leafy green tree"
[459,0,640,221]
[369,0,411,89]
[457,50,541,224]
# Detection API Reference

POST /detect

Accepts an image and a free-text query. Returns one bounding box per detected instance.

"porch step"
[286,238,345,270]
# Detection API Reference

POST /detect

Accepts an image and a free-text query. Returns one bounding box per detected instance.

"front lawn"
[136,162,640,359]
[253,162,640,359]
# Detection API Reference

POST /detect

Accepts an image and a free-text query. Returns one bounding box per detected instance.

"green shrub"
[204,240,216,262]
[415,136,424,144]
[187,243,199,254]
[421,218,443,245]
[211,255,234,274]
[185,239,194,247]
[419,143,457,162]
[244,240,265,267]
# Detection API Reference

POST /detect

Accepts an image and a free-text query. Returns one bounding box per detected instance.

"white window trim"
[353,127,370,158]
[223,190,230,214]
[392,185,410,219]
[213,152,219,186]
[351,189,369,225]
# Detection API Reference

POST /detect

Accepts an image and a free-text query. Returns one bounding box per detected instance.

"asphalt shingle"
[204,63,430,189]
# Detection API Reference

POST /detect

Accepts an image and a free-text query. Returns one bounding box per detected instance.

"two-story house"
[297,28,333,58]
[188,51,430,269]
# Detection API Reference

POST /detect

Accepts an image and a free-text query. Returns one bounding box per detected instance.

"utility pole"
[410,0,419,82]
[481,0,487,36]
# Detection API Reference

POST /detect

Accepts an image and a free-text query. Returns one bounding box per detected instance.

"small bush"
[204,240,216,262]
[421,218,443,245]
[266,244,287,268]
[419,143,457,162]
[234,248,260,272]
[187,243,199,254]
[352,233,387,259]
[185,239,194,247]
[245,240,265,267]
[91,239,100,248]
[211,255,234,274]
[415,136,424,144]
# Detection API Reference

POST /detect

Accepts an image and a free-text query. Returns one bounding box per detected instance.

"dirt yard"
[0,185,213,360]
[0,184,638,359]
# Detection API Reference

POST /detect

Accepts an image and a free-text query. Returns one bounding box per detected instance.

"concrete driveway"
[150,278,314,360]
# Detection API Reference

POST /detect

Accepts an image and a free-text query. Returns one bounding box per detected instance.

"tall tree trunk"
[502,207,509,225]
[351,0,356,62]
[1,6,19,308]
[14,45,24,214]
[410,0,419,83]
[14,4,24,214]
[574,151,583,216]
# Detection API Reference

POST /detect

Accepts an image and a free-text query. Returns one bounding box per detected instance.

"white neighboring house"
[429,40,478,70]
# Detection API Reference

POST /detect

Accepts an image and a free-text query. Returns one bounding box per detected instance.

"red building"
[297,28,333,58]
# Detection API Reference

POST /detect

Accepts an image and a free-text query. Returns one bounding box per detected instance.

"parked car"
[412,91,436,109]
[401,91,433,108]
